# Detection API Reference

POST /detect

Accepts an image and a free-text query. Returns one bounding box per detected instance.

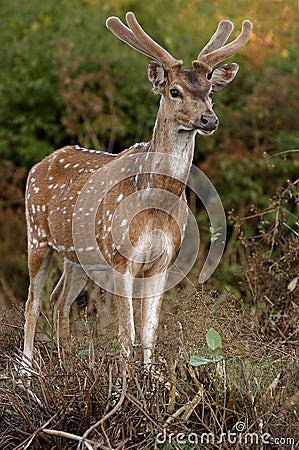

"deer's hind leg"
[23,246,54,366]
[51,258,88,341]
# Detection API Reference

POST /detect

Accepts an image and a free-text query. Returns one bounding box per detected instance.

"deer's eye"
[170,88,180,98]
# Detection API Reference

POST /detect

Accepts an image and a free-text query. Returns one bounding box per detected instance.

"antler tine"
[197,20,234,59]
[125,12,182,68]
[106,16,156,60]
[106,13,182,68]
[198,20,252,68]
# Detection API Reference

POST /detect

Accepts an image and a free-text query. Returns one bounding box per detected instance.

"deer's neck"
[148,100,196,188]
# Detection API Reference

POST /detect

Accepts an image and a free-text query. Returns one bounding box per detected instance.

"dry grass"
[0,289,298,450]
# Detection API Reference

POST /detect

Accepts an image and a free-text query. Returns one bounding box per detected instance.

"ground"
[0,284,298,449]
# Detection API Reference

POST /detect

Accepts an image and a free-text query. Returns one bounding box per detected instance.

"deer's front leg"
[114,271,135,357]
[141,271,167,366]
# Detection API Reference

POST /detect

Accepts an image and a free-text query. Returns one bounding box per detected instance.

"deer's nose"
[200,114,219,131]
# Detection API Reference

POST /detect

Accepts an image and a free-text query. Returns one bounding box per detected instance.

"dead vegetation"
[0,287,298,450]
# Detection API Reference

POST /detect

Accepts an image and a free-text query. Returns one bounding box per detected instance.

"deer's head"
[106,12,252,136]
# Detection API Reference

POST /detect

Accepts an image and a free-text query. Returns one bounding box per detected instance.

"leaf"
[190,355,212,366]
[190,354,223,367]
[206,328,222,351]
[212,355,224,363]
[287,277,298,292]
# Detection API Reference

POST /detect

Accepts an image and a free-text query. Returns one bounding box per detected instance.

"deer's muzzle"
[199,114,219,131]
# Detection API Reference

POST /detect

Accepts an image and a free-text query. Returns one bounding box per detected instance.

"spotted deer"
[23,12,252,367]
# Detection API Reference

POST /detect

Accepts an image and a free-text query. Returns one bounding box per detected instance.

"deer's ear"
[210,63,239,91]
[147,61,166,94]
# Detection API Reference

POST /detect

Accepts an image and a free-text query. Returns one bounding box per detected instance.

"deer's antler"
[198,20,234,57]
[106,12,183,69]
[195,20,252,68]
[106,12,252,70]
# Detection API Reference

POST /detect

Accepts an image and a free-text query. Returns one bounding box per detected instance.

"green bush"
[0,0,298,299]
[1,0,298,170]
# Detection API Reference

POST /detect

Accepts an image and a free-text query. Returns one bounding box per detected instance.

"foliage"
[190,327,224,366]
[0,161,27,301]
[236,180,299,338]
[0,0,298,169]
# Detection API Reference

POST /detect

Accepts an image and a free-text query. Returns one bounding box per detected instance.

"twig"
[263,372,281,403]
[56,309,63,370]
[101,423,111,450]
[0,273,19,307]
[165,379,204,425]
[187,366,201,388]
[77,360,128,449]
[43,429,95,449]
[133,374,147,409]
[124,391,162,431]
[239,358,256,423]
[165,404,189,425]
[270,207,280,254]
[181,385,204,421]
[267,148,299,159]
[16,412,59,450]
[167,363,177,414]
[104,364,113,413]
[283,221,299,237]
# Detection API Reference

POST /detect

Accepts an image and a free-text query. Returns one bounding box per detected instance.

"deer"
[22,12,252,368]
